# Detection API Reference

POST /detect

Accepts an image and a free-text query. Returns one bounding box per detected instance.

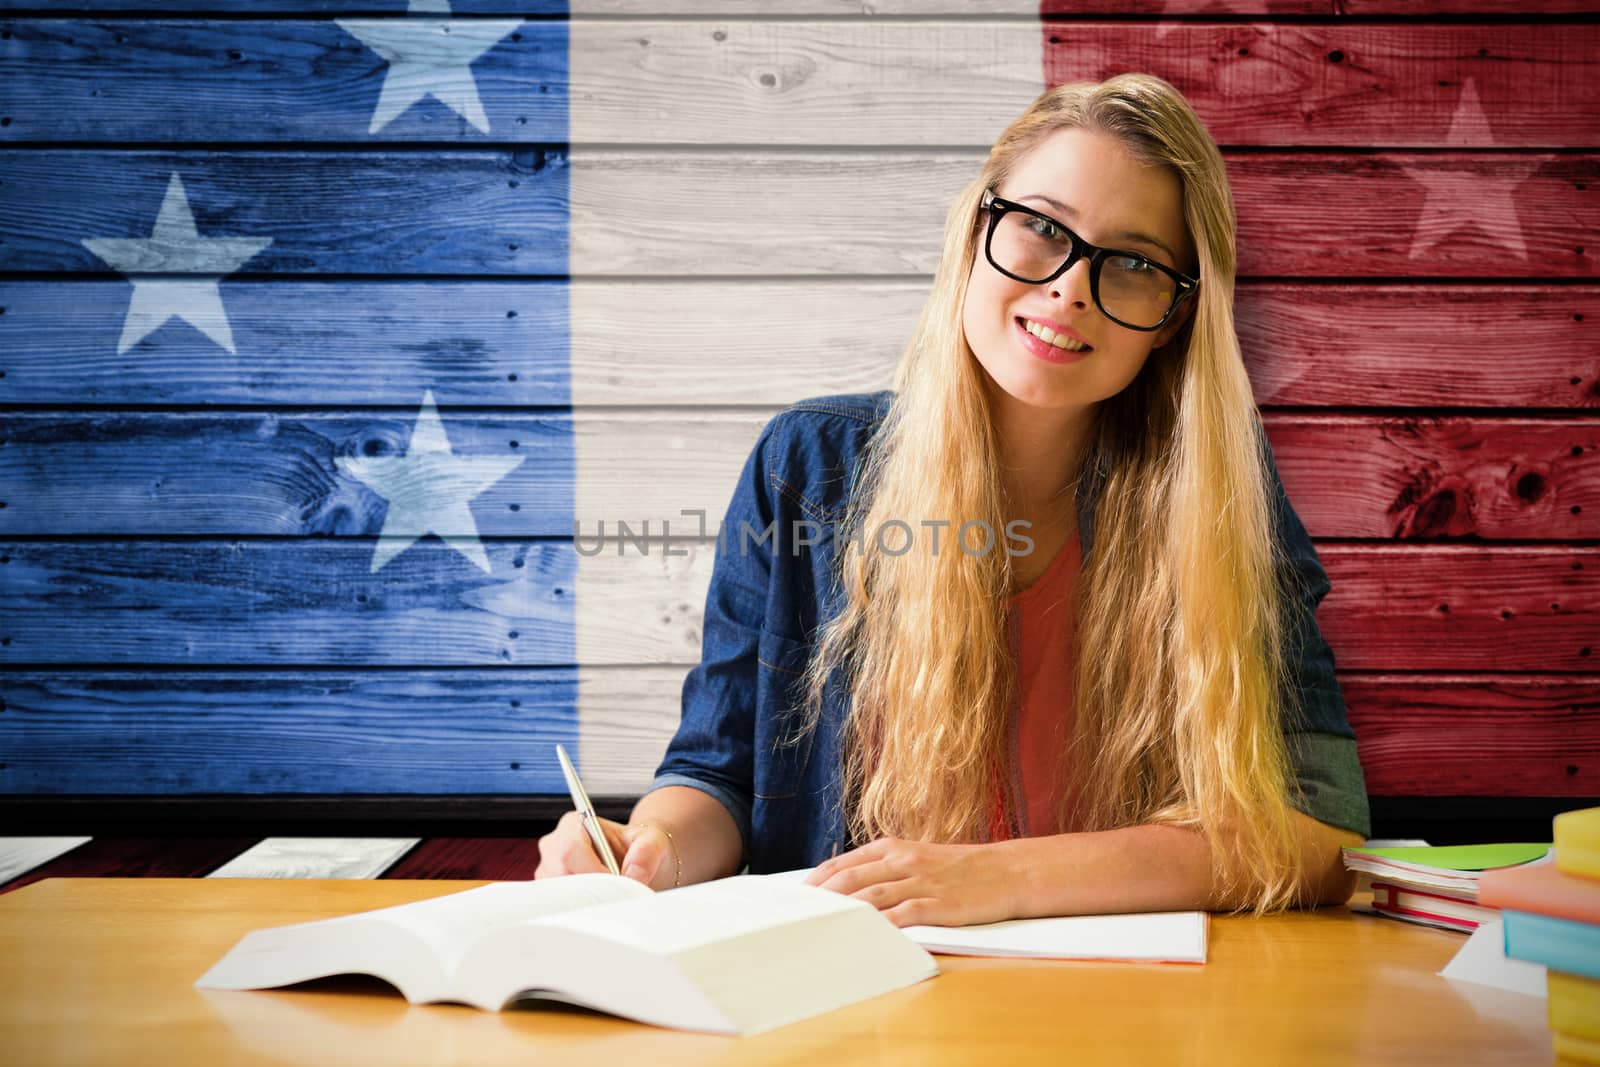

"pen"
[555,743,622,876]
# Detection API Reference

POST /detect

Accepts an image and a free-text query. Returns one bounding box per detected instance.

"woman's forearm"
[1001,809,1363,916]
[628,785,745,885]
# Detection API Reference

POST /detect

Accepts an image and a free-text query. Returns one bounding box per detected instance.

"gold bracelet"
[662,826,682,888]
[638,823,682,888]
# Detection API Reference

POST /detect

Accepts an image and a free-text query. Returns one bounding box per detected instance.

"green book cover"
[1343,843,1551,871]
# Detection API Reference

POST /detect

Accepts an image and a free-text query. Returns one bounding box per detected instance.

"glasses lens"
[1098,254,1178,330]
[990,210,1177,329]
[990,209,1072,283]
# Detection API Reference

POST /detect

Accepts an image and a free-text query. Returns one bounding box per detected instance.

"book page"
[375,875,652,971]
[527,875,872,957]
[902,911,1208,962]
[764,868,1205,962]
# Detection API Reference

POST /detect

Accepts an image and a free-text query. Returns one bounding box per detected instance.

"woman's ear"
[1152,295,1196,349]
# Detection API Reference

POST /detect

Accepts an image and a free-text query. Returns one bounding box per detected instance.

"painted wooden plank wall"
[0,0,1595,820]
[3,281,1595,408]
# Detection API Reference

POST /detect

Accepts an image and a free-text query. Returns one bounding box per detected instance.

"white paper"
[901,911,1206,962]
[1438,919,1546,998]
[762,867,1205,962]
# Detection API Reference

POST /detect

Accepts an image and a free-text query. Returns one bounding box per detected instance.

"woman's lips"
[1015,317,1091,364]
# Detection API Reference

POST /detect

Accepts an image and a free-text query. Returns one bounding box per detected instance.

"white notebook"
[765,868,1208,963]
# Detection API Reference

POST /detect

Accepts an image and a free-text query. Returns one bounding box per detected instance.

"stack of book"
[1480,806,1600,1065]
[1340,842,1553,933]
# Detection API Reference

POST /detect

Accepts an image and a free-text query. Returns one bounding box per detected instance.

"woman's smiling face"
[962,127,1196,412]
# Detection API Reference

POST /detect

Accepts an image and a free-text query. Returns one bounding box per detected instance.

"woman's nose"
[1047,257,1094,309]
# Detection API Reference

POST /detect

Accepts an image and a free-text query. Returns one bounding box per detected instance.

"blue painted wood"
[0,2,567,11]
[1,670,578,793]
[0,411,575,535]
[0,19,567,143]
[0,541,582,665]
[0,280,571,406]
[0,150,568,274]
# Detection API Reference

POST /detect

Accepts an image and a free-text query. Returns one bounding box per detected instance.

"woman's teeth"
[1021,318,1089,351]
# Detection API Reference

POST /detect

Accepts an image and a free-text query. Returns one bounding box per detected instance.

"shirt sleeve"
[1263,437,1373,840]
[644,417,781,867]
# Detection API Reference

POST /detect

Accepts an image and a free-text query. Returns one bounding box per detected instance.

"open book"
[195,874,938,1036]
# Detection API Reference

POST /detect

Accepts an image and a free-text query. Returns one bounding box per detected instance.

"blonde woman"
[538,73,1370,922]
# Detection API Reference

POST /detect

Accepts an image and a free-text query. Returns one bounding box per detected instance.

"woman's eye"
[1109,254,1155,274]
[1025,217,1064,241]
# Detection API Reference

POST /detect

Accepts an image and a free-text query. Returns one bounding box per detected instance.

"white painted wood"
[569,149,984,275]
[575,532,719,665]
[578,666,692,794]
[570,1,1043,13]
[206,838,419,880]
[0,837,92,884]
[572,408,770,535]
[567,20,1044,145]
[568,279,907,406]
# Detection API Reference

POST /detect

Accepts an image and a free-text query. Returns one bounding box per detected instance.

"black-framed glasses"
[980,188,1199,332]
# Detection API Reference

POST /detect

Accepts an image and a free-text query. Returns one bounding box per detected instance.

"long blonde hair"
[796,73,1311,914]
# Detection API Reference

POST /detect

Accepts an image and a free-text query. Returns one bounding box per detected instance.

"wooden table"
[0,878,1556,1066]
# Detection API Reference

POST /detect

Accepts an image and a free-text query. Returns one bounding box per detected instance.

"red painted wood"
[1042,24,1600,146]
[1231,154,1596,278]
[1267,415,1599,540]
[1240,285,1599,410]
[0,836,257,896]
[1344,674,1600,795]
[1042,0,1600,12]
[1041,0,1329,12]
[382,837,543,881]
[1320,547,1598,672]
[1340,0,1600,14]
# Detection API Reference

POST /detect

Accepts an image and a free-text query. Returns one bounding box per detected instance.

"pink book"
[1478,862,1600,924]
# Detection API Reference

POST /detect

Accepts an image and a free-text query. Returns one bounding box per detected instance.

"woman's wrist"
[631,821,683,889]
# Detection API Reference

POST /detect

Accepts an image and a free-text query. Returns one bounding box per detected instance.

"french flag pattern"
[0,0,1595,841]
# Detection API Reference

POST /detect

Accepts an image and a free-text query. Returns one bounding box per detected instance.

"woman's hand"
[534,812,677,890]
[803,837,1023,927]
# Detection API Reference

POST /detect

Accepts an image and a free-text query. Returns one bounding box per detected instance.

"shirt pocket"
[753,627,818,801]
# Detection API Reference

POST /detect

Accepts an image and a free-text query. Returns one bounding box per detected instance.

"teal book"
[1501,908,1600,980]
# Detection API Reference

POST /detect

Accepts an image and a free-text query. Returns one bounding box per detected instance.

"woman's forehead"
[1003,129,1188,251]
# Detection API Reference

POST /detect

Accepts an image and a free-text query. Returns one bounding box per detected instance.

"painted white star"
[337,390,526,574]
[1403,78,1546,261]
[80,172,272,354]
[336,0,522,134]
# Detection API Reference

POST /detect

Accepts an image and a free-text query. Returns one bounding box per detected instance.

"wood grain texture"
[2,150,1589,277]
[0,669,595,794]
[3,281,1594,409]
[0,0,1589,12]
[566,150,1598,278]
[2,411,1593,537]
[0,665,673,796]
[1240,284,1600,410]
[383,837,543,879]
[1319,546,1599,672]
[1342,675,1600,795]
[5,20,1594,145]
[1271,415,1599,540]
[0,149,566,275]
[4,542,1596,669]
[0,1,1331,13]
[4,669,1596,798]
[206,837,419,878]
[0,18,563,143]
[0,878,1555,1066]
[0,836,256,895]
[0,837,90,884]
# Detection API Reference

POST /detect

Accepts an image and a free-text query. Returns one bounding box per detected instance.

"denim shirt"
[647,390,1371,873]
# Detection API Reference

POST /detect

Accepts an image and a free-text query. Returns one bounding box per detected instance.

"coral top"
[988,527,1082,842]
